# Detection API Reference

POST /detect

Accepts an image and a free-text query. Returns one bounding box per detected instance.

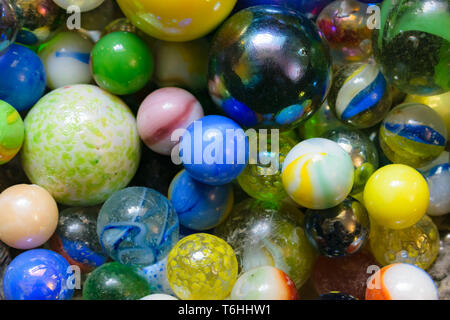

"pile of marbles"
[0,0,448,301]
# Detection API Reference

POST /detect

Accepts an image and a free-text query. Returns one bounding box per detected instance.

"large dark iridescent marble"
[305,197,370,257]
[373,0,450,96]
[234,0,333,20]
[208,5,332,130]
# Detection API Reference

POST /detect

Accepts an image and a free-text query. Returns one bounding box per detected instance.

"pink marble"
[137,87,204,155]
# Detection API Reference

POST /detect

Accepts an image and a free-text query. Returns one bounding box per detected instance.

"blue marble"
[3,249,73,300]
[60,237,107,267]
[50,207,107,272]
[0,44,46,112]
[16,30,39,45]
[180,115,249,185]
[97,187,179,267]
[168,169,233,230]
[341,72,387,120]
[234,0,333,19]
[384,122,446,146]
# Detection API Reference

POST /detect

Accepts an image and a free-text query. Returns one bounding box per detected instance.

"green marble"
[0,100,24,164]
[83,262,151,300]
[91,31,154,95]
[374,0,450,95]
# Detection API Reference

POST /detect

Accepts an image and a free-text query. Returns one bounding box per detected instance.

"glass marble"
[419,153,450,217]
[167,233,238,300]
[49,207,107,273]
[53,0,105,12]
[140,256,174,295]
[328,61,392,128]
[38,31,93,89]
[305,197,370,257]
[0,100,24,165]
[370,215,440,270]
[137,87,204,156]
[231,266,299,300]
[82,262,151,300]
[0,241,11,300]
[116,0,237,42]
[152,38,210,91]
[237,131,296,203]
[3,249,73,300]
[0,44,46,112]
[0,184,58,249]
[91,31,154,95]
[21,85,141,206]
[366,263,439,300]
[379,103,447,168]
[180,115,249,186]
[215,199,317,289]
[208,5,332,129]
[363,164,429,230]
[405,92,450,141]
[14,0,64,46]
[313,250,378,300]
[168,170,233,231]
[317,0,373,66]
[322,127,379,194]
[97,187,179,267]
[234,0,333,20]
[75,0,123,43]
[0,0,18,55]
[297,100,344,140]
[282,138,354,209]
[373,0,450,95]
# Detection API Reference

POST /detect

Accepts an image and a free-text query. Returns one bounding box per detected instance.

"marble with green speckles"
[21,84,141,206]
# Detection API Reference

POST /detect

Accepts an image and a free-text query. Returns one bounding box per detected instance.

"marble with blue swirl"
[380,103,447,168]
[97,187,179,267]
[328,62,392,128]
[38,31,94,90]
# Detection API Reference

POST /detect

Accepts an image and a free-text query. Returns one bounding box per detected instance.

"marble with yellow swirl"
[282,138,354,209]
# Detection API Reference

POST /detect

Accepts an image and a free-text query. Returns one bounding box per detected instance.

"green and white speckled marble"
[21,84,141,206]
